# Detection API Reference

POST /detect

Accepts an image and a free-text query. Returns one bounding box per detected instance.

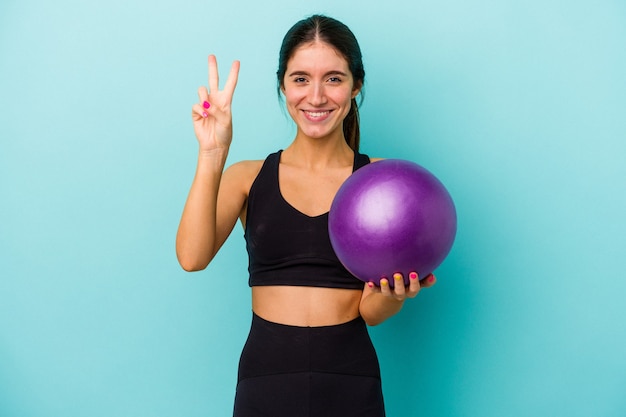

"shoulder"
[224,159,264,181]
[369,157,384,162]
[225,159,264,175]
[221,159,264,195]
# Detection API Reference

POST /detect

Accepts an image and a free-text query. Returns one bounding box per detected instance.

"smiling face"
[281,41,361,142]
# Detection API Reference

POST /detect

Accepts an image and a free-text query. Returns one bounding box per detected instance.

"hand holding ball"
[329,159,457,287]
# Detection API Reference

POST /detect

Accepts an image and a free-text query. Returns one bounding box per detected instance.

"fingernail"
[202,111,208,118]
[409,272,418,280]
[367,282,374,288]
[380,279,388,287]
[393,273,403,281]
[203,101,211,109]
[428,275,435,283]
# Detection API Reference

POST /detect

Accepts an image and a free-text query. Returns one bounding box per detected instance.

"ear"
[351,80,363,99]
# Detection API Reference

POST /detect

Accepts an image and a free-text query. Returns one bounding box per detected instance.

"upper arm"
[212,160,261,256]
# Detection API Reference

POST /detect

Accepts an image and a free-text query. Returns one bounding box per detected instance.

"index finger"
[208,55,219,93]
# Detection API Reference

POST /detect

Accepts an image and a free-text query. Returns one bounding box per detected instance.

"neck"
[283,135,354,170]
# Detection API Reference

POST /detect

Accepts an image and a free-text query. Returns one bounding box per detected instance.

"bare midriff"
[252,285,364,327]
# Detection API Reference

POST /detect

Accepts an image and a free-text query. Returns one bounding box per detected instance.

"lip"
[302,109,333,122]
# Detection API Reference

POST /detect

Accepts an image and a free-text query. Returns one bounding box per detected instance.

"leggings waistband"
[237,312,381,382]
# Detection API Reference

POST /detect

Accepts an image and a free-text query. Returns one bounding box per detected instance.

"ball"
[329,159,457,287]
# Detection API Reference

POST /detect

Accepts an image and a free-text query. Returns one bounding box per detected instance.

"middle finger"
[392,273,406,299]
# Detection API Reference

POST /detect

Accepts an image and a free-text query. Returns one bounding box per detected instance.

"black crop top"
[245,150,371,289]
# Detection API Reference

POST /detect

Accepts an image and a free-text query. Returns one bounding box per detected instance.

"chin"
[302,130,336,141]
[299,124,343,141]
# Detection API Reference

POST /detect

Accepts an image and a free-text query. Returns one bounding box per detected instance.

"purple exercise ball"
[329,159,457,287]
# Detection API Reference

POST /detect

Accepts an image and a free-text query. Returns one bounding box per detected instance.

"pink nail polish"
[367,282,374,288]
[202,111,208,118]
[409,272,418,280]
[203,101,211,109]
[428,275,435,283]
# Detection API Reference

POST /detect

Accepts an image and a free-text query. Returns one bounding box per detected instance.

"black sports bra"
[245,150,370,289]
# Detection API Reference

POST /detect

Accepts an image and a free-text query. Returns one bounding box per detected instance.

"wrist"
[198,146,229,166]
[195,147,230,177]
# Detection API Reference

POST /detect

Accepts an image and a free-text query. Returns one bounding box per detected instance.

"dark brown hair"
[277,15,365,151]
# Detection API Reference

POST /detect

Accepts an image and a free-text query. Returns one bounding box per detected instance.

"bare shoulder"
[222,159,264,193]
[370,157,384,162]
[225,159,264,176]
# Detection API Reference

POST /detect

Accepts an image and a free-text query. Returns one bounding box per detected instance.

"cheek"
[330,89,355,109]
[284,89,305,106]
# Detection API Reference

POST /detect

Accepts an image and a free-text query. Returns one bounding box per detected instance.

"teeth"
[306,111,329,117]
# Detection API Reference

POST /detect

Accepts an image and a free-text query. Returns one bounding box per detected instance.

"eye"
[293,77,307,83]
[328,76,342,83]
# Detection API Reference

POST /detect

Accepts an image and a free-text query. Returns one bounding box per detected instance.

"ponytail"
[343,98,360,152]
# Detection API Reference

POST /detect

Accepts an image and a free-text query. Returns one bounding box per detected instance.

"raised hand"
[191,55,240,152]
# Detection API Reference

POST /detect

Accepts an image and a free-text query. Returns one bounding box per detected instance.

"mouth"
[303,110,333,121]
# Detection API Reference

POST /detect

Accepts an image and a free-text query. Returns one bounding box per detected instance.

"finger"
[191,103,209,120]
[365,281,381,294]
[392,273,406,298]
[408,272,421,294]
[208,55,219,93]
[379,277,392,296]
[196,86,211,116]
[197,86,209,102]
[420,273,437,288]
[223,60,240,98]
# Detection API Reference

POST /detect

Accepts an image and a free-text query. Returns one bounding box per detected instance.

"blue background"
[1,1,625,416]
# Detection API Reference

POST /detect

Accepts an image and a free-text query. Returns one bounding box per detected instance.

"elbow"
[176,252,210,272]
[359,303,399,327]
[362,316,384,327]
[359,309,384,327]
[176,240,214,272]
[179,262,206,272]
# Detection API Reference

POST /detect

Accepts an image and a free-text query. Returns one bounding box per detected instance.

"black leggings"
[233,313,386,417]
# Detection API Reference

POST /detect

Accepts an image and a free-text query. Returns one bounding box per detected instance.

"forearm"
[359,273,434,326]
[359,285,405,326]
[176,148,229,271]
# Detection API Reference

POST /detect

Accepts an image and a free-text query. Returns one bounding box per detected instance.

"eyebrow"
[288,70,349,77]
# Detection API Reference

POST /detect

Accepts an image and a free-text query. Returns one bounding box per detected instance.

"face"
[281,41,361,141]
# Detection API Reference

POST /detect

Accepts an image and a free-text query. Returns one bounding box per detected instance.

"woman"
[176,14,436,417]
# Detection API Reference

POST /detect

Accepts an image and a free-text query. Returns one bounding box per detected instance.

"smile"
[303,110,332,121]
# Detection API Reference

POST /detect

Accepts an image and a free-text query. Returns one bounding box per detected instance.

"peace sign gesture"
[192,55,240,152]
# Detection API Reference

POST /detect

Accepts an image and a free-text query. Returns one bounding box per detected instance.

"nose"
[308,82,327,106]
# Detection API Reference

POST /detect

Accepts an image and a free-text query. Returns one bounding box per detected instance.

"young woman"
[176,14,436,417]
